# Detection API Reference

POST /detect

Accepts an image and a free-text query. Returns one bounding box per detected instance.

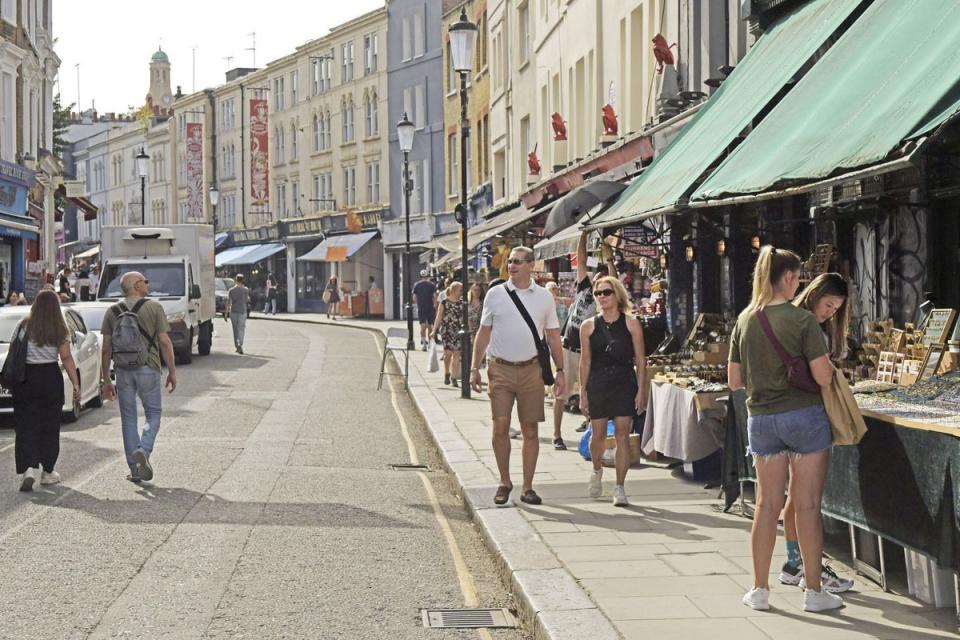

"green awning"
[585,0,864,230]
[694,0,960,203]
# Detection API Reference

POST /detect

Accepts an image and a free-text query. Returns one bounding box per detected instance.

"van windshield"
[99,264,186,298]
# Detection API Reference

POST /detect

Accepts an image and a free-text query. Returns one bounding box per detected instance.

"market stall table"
[641,379,727,462]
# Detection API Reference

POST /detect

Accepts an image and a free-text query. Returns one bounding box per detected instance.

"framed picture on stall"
[920,343,946,380]
[922,309,957,346]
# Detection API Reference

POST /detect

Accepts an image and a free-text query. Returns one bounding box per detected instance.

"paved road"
[0,319,527,640]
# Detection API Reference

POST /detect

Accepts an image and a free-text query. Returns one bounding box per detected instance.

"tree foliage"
[52,93,74,158]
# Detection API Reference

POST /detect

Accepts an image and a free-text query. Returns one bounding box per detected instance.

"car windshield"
[100,264,186,297]
[216,278,235,292]
[0,315,25,343]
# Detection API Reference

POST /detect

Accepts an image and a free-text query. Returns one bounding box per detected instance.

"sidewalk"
[258,312,959,640]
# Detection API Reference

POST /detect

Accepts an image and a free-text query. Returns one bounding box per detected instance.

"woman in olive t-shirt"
[727,246,841,614]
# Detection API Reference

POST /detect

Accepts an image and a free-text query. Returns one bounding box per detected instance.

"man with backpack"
[99,271,177,483]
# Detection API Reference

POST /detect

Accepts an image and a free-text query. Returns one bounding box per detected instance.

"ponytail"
[749,245,802,311]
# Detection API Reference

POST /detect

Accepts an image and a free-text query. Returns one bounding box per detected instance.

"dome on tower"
[151,48,169,64]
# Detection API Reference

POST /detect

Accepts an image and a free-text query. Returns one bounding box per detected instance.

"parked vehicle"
[215,277,235,316]
[0,306,103,422]
[66,300,117,382]
[97,225,216,364]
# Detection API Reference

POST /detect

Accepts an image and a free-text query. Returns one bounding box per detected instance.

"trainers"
[803,588,843,612]
[132,448,153,482]
[588,468,603,498]
[800,565,854,594]
[742,587,770,610]
[575,420,589,433]
[40,470,61,485]
[553,437,567,451]
[125,474,142,484]
[613,485,629,507]
[779,561,802,586]
[18,467,38,492]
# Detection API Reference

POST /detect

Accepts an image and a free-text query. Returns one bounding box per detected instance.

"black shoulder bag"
[506,288,555,385]
[0,322,29,388]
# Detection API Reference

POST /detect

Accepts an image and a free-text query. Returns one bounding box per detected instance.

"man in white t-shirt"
[471,246,564,506]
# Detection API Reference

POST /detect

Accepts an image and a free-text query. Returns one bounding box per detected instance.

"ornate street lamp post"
[397,112,416,351]
[209,184,220,232]
[136,147,149,225]
[449,8,477,400]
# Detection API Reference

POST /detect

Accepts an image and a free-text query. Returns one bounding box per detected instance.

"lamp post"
[136,147,149,225]
[397,112,416,351]
[209,184,220,232]
[449,7,477,400]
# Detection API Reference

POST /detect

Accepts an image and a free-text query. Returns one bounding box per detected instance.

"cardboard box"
[602,433,642,467]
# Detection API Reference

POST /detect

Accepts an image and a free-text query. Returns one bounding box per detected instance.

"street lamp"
[209,184,220,232]
[136,147,149,225]
[449,8,477,399]
[397,112,417,351]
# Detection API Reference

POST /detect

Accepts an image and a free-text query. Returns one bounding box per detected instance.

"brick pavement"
[261,312,959,639]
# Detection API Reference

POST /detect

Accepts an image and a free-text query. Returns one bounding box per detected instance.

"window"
[277,181,287,217]
[274,77,285,111]
[477,16,488,69]
[312,59,321,96]
[448,133,458,195]
[312,171,333,209]
[220,98,236,131]
[342,98,354,142]
[291,122,299,160]
[364,33,378,75]
[342,166,356,206]
[312,113,320,151]
[518,3,530,64]
[322,55,333,92]
[402,16,411,61]
[366,161,380,203]
[365,91,379,137]
[414,12,425,57]
[291,70,299,104]
[341,41,354,82]
[291,180,300,215]
[447,41,457,93]
[410,161,423,214]
[324,110,332,149]
[415,84,425,129]
[275,126,285,163]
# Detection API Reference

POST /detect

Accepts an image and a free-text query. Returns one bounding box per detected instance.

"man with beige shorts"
[554,232,617,443]
[471,247,564,506]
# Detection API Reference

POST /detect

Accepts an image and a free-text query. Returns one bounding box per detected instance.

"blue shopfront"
[0,160,39,298]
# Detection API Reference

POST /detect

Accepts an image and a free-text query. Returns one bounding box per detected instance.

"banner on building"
[185,123,204,219]
[249,98,270,207]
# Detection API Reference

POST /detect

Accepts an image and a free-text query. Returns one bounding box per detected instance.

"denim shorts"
[746,404,832,457]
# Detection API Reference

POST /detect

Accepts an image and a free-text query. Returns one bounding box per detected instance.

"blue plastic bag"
[578,420,616,461]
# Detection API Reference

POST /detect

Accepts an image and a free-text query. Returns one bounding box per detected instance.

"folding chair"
[378,327,410,390]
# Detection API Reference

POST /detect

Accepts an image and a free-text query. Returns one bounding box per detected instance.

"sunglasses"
[137,279,150,286]
[506,258,530,265]
[594,289,615,297]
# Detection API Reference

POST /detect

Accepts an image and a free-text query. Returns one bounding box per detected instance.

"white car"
[0,305,104,422]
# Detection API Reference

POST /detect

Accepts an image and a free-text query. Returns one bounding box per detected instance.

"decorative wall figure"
[551,112,567,141]
[601,104,618,136]
[527,143,541,175]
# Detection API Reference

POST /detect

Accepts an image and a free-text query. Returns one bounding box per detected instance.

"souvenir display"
[921,309,957,346]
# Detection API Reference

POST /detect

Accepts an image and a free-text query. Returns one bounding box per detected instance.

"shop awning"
[297,231,378,262]
[533,224,585,261]
[223,242,285,266]
[465,202,547,250]
[214,233,229,249]
[584,0,864,230]
[215,245,253,268]
[692,0,960,204]
[0,212,40,239]
[74,245,100,259]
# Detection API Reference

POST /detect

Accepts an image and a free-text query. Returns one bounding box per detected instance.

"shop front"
[279,216,325,314]
[0,160,40,299]
[219,223,286,311]
[296,230,383,316]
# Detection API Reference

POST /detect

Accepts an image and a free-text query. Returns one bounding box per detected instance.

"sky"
[53,0,385,115]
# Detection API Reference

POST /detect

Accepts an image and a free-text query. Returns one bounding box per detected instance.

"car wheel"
[62,388,82,423]
[88,382,104,408]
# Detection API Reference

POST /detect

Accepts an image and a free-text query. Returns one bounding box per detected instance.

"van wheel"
[197,321,212,356]
[176,348,193,365]
[88,383,104,408]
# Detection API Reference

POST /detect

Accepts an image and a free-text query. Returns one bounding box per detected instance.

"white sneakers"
[742,587,770,610]
[803,588,844,612]
[40,470,61,485]
[18,467,38,492]
[588,468,603,498]
[612,485,629,507]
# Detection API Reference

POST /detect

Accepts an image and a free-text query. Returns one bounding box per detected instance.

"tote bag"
[821,368,867,446]
[426,339,440,373]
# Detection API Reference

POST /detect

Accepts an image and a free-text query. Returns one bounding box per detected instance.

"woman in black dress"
[578,276,646,506]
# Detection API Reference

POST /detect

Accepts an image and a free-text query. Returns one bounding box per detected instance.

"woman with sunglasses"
[578,276,646,506]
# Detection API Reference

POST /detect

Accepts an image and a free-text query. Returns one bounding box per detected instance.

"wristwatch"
[555,368,564,373]
[99,378,110,385]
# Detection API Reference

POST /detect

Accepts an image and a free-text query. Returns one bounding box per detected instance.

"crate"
[904,549,956,608]
[601,433,642,467]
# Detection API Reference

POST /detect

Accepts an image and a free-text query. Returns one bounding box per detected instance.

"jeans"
[230,312,247,348]
[263,297,276,314]
[746,403,832,458]
[116,366,162,474]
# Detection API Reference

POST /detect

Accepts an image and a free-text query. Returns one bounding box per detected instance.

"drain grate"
[389,463,430,471]
[422,608,517,629]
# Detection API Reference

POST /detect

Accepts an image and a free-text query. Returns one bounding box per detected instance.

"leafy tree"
[52,93,74,158]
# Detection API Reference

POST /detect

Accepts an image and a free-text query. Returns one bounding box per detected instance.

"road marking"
[0,442,14,454]
[374,333,493,640]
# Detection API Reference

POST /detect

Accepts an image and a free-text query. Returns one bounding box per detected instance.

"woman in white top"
[10,290,81,491]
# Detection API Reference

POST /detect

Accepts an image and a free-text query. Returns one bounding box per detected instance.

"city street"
[0,319,527,640]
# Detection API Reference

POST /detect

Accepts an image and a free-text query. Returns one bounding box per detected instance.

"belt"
[489,356,538,367]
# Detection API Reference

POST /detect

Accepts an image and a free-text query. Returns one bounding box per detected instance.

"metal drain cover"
[390,463,430,471]
[422,608,517,629]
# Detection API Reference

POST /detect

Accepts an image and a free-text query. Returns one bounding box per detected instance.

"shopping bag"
[578,420,616,461]
[822,368,867,446]
[427,339,440,373]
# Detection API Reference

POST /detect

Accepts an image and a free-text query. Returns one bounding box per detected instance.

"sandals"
[520,490,542,505]
[553,437,567,451]
[493,484,513,505]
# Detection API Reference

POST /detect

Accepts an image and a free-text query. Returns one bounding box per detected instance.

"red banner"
[249,98,270,207]
[185,122,204,219]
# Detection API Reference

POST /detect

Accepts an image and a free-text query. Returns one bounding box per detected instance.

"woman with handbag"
[728,246,840,613]
[777,273,855,594]
[10,289,81,491]
[578,276,646,507]
[323,276,340,320]
[431,282,465,387]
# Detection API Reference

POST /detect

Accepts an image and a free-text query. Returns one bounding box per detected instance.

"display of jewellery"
[851,380,899,394]
[922,309,957,346]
